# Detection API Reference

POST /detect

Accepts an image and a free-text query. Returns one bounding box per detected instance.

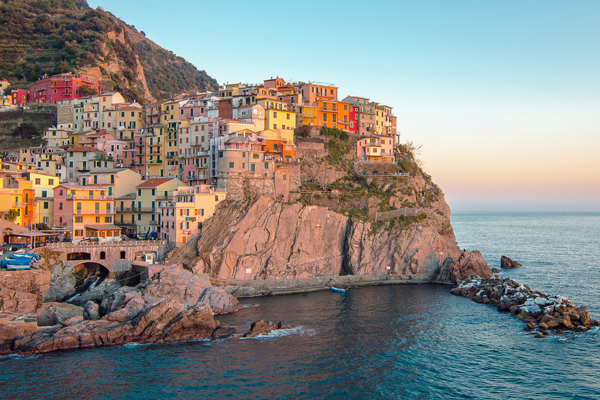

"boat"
[6,264,31,270]
[1,257,32,269]
[331,287,347,293]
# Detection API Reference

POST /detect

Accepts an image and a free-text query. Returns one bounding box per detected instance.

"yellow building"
[298,104,317,126]
[159,185,227,246]
[0,178,36,229]
[135,177,188,237]
[258,98,297,133]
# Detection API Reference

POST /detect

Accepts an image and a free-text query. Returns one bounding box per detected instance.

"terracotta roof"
[67,146,105,153]
[136,177,178,188]
[0,218,29,233]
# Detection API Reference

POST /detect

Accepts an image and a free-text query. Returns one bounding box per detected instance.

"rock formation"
[451,276,599,337]
[0,266,239,354]
[501,256,522,269]
[191,194,487,288]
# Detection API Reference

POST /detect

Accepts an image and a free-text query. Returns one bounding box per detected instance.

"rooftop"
[136,177,179,188]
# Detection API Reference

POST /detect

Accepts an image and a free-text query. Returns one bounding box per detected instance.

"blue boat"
[331,287,347,293]
[1,258,32,268]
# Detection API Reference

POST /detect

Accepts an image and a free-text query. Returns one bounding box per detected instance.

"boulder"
[199,287,239,314]
[501,256,522,269]
[43,264,78,303]
[83,301,100,321]
[437,250,492,283]
[36,303,84,327]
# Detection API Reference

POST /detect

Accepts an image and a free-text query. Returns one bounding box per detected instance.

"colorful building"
[28,73,99,104]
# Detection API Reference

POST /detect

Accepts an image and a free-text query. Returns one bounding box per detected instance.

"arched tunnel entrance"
[73,262,110,296]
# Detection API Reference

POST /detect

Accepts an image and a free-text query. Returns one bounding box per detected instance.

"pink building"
[356,135,395,162]
[28,73,99,104]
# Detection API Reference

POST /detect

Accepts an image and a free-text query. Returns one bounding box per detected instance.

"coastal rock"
[43,264,78,303]
[436,250,492,283]
[501,256,522,269]
[36,303,84,327]
[0,270,51,313]
[0,267,240,355]
[452,276,599,335]
[243,320,291,338]
[83,301,100,321]
[0,324,24,342]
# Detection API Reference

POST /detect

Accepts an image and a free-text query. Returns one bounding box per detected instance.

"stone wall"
[219,172,275,201]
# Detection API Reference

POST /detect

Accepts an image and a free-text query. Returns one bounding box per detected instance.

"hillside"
[0,0,218,103]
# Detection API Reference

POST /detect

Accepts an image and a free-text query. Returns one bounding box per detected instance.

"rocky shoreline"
[451,276,599,338]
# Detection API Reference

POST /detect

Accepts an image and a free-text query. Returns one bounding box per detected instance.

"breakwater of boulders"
[451,276,599,338]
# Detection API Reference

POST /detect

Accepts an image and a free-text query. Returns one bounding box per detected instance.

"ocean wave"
[240,326,315,340]
[239,303,261,309]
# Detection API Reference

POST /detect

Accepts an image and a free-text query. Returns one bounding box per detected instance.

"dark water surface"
[1,212,599,399]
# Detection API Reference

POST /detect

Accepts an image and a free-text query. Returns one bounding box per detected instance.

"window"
[59,203,63,210]
[105,216,112,223]
[274,112,277,118]
[253,153,259,159]
[229,162,234,169]
[43,202,49,209]
[219,151,223,158]
[96,217,101,223]
[35,178,41,184]
[100,252,106,260]
[251,164,255,171]
[42,190,47,198]
[286,113,290,120]
[120,251,126,259]
[138,189,142,196]
[265,162,269,169]
[215,195,219,201]
[75,216,83,223]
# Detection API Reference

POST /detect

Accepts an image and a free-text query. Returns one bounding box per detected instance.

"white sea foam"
[240,326,315,340]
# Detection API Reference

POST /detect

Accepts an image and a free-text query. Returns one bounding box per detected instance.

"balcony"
[149,220,159,226]
[94,154,114,161]
[115,207,156,213]
[148,158,163,164]
[156,192,173,200]
[76,167,90,173]
[75,210,114,215]
[67,194,114,200]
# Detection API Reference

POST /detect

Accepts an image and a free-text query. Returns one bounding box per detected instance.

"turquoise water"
[1,212,599,399]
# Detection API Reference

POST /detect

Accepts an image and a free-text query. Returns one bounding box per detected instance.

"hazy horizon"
[88,0,600,212]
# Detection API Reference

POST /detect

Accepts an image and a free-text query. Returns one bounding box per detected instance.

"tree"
[79,84,98,96]
[12,123,38,139]
[5,209,18,223]
[35,223,50,231]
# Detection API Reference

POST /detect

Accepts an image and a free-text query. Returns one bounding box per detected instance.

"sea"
[1,212,599,400]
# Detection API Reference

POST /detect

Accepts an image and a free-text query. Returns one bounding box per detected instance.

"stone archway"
[72,261,110,296]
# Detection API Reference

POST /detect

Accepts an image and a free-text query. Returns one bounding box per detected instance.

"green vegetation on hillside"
[0,0,218,102]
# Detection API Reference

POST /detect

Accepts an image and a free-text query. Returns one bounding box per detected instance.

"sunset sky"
[89,0,600,211]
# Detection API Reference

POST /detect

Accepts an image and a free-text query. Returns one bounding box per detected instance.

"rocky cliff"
[183,131,491,289]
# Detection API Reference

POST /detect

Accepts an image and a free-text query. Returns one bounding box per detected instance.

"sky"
[87,0,600,211]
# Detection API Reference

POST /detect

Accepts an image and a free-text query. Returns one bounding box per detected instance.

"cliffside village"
[0,74,399,248]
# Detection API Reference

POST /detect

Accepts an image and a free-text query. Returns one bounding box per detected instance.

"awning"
[84,224,123,231]
[5,231,60,238]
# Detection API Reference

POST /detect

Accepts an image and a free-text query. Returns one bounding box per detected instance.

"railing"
[115,207,155,213]
[156,193,173,200]
[67,195,113,200]
[149,220,159,225]
[47,240,167,248]
[75,209,113,215]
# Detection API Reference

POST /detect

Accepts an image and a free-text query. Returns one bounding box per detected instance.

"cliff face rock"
[436,250,493,284]
[0,266,237,355]
[194,194,464,283]
[0,270,51,315]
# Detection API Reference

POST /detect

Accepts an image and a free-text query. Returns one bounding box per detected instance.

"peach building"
[158,185,226,246]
